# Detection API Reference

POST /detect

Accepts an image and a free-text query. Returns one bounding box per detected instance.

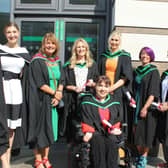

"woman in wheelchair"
[80,75,122,168]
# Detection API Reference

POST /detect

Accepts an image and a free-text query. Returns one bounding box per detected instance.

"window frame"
[62,0,106,12]
[15,0,58,10]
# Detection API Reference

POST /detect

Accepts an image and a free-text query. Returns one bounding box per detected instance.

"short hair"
[108,30,122,52]
[70,38,93,68]
[3,22,19,34]
[95,75,111,86]
[39,32,60,58]
[139,47,155,62]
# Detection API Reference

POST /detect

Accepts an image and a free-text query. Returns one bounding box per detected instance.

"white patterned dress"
[0,44,29,129]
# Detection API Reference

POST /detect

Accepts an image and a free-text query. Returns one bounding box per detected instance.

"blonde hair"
[39,32,60,57]
[108,30,122,52]
[70,38,93,68]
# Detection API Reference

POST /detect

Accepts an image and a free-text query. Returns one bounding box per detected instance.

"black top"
[80,93,121,136]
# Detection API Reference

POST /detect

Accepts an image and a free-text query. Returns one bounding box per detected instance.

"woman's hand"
[140,107,148,118]
[86,79,95,87]
[51,98,59,107]
[54,91,62,101]
[160,102,168,112]
[110,128,122,135]
[75,86,83,93]
[83,132,93,142]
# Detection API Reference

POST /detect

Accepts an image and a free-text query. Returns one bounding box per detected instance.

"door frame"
[15,17,105,63]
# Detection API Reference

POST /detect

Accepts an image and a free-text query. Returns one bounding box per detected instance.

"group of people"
[0,22,167,168]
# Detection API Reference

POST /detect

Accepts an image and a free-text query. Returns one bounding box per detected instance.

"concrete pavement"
[6,140,166,168]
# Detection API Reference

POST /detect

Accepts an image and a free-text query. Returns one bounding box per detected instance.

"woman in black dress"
[133,47,160,168]
[63,38,98,142]
[81,75,122,168]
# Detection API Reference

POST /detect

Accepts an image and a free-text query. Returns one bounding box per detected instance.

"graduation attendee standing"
[63,38,98,142]
[133,47,160,168]
[157,69,168,167]
[98,30,133,136]
[28,33,64,168]
[0,22,30,168]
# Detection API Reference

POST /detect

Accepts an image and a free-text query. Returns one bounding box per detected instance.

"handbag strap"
[45,61,57,90]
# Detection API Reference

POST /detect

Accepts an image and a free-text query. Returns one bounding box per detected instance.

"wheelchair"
[68,120,133,168]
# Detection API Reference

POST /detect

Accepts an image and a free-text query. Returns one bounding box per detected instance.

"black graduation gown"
[61,61,99,136]
[0,62,9,155]
[98,49,133,137]
[0,47,31,152]
[133,64,160,147]
[98,49,132,93]
[28,54,64,149]
[157,70,168,145]
[80,94,121,168]
[81,94,121,135]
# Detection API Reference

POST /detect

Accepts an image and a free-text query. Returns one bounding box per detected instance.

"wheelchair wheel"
[118,145,133,168]
[124,161,133,168]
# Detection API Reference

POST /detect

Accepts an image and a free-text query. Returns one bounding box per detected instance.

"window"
[21,0,51,4]
[63,0,105,12]
[69,0,96,5]
[65,22,99,61]
[15,0,57,10]
[21,21,54,56]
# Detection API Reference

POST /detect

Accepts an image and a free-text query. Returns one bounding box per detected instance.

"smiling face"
[5,26,19,46]
[109,34,121,52]
[96,81,110,101]
[76,41,87,59]
[43,39,57,57]
[140,50,151,65]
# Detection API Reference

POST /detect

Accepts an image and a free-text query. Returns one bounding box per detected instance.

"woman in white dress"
[0,22,30,168]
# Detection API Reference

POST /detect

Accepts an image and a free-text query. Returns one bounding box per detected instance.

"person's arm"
[140,95,154,118]
[66,85,83,93]
[40,84,60,107]
[110,78,127,92]
[40,84,63,106]
[83,132,93,142]
[40,84,55,95]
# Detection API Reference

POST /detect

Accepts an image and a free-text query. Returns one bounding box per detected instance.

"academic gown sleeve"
[148,69,160,98]
[28,59,55,148]
[119,53,133,91]
[0,63,9,155]
[81,103,95,133]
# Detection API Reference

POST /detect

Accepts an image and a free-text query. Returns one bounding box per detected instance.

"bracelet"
[55,98,61,101]
[57,90,62,92]
[53,90,56,96]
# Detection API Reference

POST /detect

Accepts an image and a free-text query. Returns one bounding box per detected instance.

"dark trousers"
[90,133,118,168]
[162,143,168,163]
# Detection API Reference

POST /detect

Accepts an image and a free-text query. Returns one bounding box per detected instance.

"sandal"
[157,163,168,167]
[42,158,52,168]
[34,160,44,168]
